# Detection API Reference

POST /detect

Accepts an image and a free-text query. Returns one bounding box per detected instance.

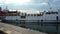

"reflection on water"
[2,21,60,33]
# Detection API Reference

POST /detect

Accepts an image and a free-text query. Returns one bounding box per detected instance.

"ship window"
[46,12,58,14]
[37,14,43,16]
[31,14,33,16]
[7,13,19,16]
[13,14,17,16]
[25,13,26,16]
[34,14,36,16]
[21,16,26,18]
[28,14,30,16]
[37,14,40,16]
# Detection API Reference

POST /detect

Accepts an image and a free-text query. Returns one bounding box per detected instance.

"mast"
[48,0,52,11]
[0,7,2,11]
[4,6,9,12]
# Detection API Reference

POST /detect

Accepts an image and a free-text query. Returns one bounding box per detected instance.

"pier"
[0,22,47,34]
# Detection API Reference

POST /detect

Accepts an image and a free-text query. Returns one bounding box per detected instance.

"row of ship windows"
[6,12,58,16]
[7,14,43,16]
[46,12,58,14]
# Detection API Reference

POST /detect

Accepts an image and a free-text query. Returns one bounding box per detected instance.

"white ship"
[2,10,60,33]
[4,10,60,22]
[0,7,60,33]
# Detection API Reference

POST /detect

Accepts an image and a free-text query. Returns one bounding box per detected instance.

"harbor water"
[2,21,60,34]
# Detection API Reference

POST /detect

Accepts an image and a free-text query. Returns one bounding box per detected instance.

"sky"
[0,0,60,11]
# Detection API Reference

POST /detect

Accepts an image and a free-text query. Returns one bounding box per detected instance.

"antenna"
[48,0,52,11]
[6,6,8,10]
[4,6,9,12]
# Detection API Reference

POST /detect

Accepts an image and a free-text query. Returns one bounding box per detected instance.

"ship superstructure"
[4,10,60,22]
